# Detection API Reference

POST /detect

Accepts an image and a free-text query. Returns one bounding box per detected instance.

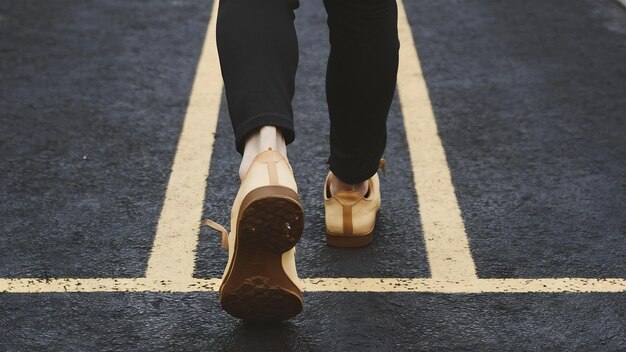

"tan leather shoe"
[323,160,384,247]
[204,148,304,321]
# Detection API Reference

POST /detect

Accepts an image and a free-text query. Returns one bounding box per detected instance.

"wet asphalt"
[1,0,625,351]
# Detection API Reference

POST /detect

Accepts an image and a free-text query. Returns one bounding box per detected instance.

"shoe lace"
[201,219,229,250]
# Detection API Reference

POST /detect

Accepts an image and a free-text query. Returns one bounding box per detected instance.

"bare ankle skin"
[239,126,288,180]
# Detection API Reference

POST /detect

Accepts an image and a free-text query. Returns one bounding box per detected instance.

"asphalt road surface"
[1,0,625,350]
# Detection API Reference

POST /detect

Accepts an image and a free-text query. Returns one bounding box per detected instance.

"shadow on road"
[213,319,316,351]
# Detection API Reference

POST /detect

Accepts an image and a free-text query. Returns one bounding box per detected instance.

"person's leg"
[216,0,300,179]
[213,0,305,322]
[322,0,400,195]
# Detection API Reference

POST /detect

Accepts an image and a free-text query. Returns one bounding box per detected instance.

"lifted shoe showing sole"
[220,186,304,321]
[205,149,305,322]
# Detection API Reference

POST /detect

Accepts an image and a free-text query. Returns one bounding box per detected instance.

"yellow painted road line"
[3,0,623,296]
[145,0,222,280]
[0,278,221,293]
[396,0,478,280]
[2,278,625,293]
[305,278,626,293]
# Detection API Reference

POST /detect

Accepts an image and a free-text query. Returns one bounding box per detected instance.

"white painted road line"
[145,0,222,280]
[396,0,478,281]
[1,278,625,293]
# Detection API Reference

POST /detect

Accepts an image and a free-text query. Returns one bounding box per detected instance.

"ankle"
[239,126,288,180]
[329,172,368,197]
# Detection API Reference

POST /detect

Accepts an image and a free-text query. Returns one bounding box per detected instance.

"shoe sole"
[326,229,374,248]
[220,185,304,322]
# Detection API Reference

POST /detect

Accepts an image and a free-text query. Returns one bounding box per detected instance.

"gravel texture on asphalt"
[1,0,624,350]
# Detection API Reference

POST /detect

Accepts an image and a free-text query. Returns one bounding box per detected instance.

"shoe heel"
[237,185,304,253]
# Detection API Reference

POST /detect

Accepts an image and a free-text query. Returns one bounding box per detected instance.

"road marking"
[1,278,625,293]
[396,0,478,280]
[1,0,624,295]
[145,0,222,280]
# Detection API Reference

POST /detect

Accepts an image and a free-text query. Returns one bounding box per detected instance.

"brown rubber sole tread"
[220,186,304,322]
[220,276,302,321]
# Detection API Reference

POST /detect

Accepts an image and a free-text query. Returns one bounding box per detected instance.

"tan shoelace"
[201,219,229,250]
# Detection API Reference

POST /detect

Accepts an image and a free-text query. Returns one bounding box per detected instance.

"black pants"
[216,0,399,184]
